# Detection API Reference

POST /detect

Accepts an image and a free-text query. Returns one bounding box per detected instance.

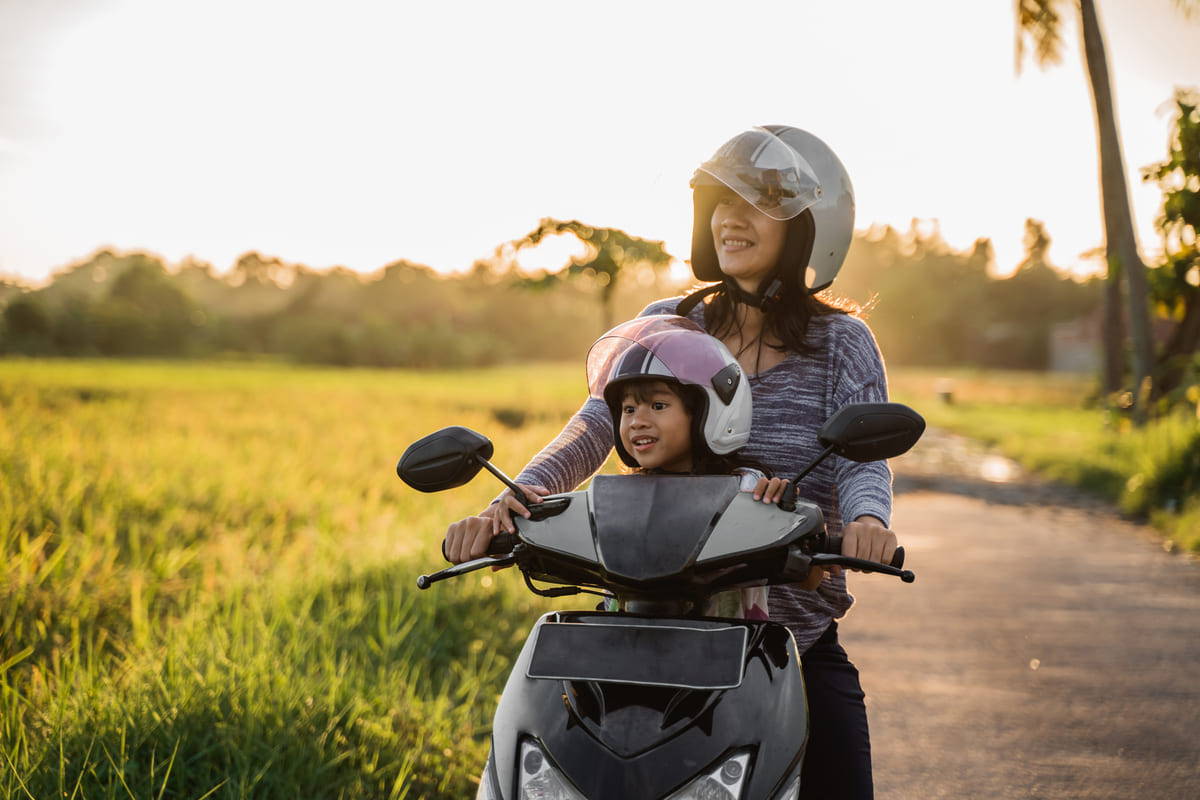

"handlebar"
[470,532,905,566]
[439,531,520,561]
[487,532,520,555]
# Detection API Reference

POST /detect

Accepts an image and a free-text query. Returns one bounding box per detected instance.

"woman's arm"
[829,316,894,528]
[444,398,612,562]
[512,397,614,493]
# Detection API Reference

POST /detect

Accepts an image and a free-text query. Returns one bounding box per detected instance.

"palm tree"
[1014,0,1196,421]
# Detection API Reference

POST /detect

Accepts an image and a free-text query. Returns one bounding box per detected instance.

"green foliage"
[503,218,674,330]
[1142,87,1200,408]
[2,361,1198,799]
[0,218,1104,371]
[0,360,584,799]
[2,297,54,355]
[891,367,1200,552]
[837,221,1101,368]
[0,247,680,367]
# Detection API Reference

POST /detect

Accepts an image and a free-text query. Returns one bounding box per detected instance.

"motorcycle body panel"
[489,611,808,799]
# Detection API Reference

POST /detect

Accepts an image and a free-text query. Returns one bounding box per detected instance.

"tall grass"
[3,360,1196,799]
[0,360,584,799]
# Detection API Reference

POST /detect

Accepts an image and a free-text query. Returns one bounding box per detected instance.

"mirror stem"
[779,443,836,511]
[476,456,527,501]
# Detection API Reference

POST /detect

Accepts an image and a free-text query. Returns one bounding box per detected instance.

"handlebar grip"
[440,531,520,562]
[824,534,905,569]
[487,532,520,555]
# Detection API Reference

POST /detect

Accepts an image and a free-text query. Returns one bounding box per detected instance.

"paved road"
[840,436,1200,799]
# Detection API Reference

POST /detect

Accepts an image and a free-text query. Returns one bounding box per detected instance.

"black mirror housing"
[817,403,925,463]
[397,426,495,492]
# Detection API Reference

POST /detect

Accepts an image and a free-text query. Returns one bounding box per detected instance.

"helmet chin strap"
[725,273,784,312]
[675,275,784,316]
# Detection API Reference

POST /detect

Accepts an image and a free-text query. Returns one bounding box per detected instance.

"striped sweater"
[514,296,893,654]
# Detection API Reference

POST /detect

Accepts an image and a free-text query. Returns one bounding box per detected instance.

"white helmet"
[690,125,855,294]
[586,315,752,469]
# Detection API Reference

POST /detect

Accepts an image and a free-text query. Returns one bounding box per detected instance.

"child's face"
[618,380,693,473]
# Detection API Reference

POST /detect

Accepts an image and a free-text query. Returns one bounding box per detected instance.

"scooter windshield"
[590,474,741,582]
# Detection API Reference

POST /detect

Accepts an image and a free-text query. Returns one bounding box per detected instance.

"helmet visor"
[692,127,822,221]
[587,316,733,401]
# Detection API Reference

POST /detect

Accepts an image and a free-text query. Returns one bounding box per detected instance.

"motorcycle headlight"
[518,739,587,800]
[663,751,752,800]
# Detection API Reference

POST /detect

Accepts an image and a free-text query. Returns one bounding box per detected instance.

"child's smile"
[619,380,693,473]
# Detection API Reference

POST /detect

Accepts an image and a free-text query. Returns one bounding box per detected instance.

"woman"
[445,125,897,799]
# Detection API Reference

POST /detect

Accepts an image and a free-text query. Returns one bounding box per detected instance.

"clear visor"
[587,316,731,400]
[693,127,822,221]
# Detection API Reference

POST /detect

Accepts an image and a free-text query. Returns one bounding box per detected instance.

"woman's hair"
[609,377,769,477]
[702,284,857,361]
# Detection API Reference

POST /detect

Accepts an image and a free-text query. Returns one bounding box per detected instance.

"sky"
[1,0,1197,287]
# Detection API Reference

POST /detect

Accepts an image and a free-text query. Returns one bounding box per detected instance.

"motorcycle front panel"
[489,612,808,799]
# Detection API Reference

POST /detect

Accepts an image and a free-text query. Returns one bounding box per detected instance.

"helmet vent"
[711,363,741,405]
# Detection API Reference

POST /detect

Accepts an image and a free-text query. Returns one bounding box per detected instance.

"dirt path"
[841,433,1200,799]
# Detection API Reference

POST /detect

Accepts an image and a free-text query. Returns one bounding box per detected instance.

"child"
[587,314,790,619]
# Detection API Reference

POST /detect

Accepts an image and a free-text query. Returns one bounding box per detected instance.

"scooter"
[399,402,924,800]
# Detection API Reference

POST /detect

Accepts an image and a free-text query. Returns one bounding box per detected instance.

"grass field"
[1,359,1196,798]
[889,367,1200,551]
[0,360,589,799]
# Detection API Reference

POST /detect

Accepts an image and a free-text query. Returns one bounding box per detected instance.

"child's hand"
[751,476,790,504]
[492,484,550,534]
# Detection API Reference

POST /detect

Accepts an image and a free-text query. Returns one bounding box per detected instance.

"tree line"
[0,220,1105,373]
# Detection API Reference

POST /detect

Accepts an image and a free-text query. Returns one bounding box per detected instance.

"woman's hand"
[838,515,899,572]
[441,484,549,564]
[750,476,791,504]
[443,510,497,564]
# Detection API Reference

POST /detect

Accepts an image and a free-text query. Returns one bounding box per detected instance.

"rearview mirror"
[817,403,925,463]
[397,426,494,492]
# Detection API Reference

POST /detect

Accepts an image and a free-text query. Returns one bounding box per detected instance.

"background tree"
[1012,0,1200,420]
[1,296,53,355]
[503,219,674,331]
[95,255,203,355]
[1142,88,1200,404]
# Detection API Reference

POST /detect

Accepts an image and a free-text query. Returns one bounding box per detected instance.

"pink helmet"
[587,315,752,468]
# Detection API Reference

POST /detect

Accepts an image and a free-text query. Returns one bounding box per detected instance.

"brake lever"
[417,552,518,589]
[810,554,915,583]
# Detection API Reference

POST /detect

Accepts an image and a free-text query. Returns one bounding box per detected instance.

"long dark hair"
[702,282,857,363]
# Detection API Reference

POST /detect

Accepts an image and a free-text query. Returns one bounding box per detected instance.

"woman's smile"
[711,189,787,290]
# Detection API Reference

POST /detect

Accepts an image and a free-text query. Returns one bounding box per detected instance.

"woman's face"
[710,188,788,291]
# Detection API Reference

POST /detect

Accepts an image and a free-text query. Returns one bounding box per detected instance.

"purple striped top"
[514,296,893,653]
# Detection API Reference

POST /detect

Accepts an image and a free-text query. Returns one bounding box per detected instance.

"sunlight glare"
[980,455,1018,484]
[514,233,588,274]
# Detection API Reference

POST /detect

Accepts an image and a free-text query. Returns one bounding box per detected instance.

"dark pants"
[798,622,873,800]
